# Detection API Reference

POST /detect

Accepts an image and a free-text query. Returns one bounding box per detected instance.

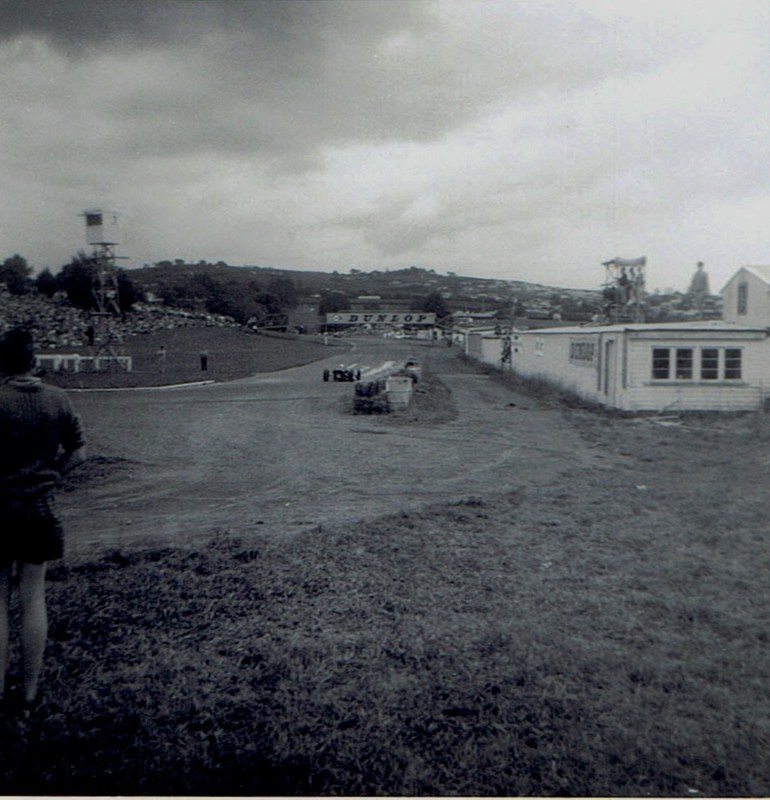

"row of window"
[652,347,742,381]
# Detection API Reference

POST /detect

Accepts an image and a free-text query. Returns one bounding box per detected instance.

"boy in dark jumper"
[0,328,85,708]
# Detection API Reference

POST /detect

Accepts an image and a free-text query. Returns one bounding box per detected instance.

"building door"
[604,339,617,406]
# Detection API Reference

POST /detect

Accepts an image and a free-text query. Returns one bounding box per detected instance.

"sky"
[2,0,770,292]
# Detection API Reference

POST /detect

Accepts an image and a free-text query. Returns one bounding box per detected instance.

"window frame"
[651,345,744,383]
[737,282,748,316]
[652,348,671,380]
[724,348,742,380]
[700,348,719,380]
[675,348,693,380]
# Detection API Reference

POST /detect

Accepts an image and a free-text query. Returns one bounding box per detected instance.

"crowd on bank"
[0,287,241,350]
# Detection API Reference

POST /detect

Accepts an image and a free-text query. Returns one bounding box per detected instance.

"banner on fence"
[326,312,436,325]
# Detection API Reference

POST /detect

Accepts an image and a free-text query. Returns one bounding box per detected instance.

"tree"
[60,252,98,309]
[417,290,450,320]
[159,283,190,308]
[117,271,143,312]
[267,276,298,308]
[318,291,351,315]
[0,254,32,295]
[35,268,59,298]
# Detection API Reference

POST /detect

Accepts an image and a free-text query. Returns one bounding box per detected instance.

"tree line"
[3,253,452,325]
[1,253,142,313]
[0,254,302,323]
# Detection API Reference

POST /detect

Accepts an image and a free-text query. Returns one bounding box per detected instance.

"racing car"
[323,364,361,382]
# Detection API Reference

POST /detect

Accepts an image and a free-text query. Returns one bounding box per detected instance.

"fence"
[35,353,133,373]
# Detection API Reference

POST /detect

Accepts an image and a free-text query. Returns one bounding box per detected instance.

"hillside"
[129,262,601,309]
[126,262,721,324]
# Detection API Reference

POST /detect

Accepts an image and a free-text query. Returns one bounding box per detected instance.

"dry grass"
[1,407,769,795]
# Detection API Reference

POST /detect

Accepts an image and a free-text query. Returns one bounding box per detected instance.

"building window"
[652,348,670,379]
[724,349,742,380]
[737,282,748,315]
[675,348,693,379]
[653,346,743,381]
[701,348,719,380]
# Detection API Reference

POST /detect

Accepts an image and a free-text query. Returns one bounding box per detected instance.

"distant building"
[688,261,711,297]
[452,309,499,326]
[461,266,770,412]
[721,266,770,326]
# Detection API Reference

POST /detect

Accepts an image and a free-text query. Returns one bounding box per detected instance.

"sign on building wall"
[569,336,597,366]
[326,312,436,325]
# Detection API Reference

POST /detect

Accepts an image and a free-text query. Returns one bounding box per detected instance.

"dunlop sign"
[326,312,436,325]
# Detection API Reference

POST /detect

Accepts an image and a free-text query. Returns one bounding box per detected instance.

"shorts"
[0,495,64,565]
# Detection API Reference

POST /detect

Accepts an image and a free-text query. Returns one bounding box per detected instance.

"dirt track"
[59,337,616,556]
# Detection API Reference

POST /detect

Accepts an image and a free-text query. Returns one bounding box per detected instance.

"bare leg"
[0,564,11,700]
[18,562,48,703]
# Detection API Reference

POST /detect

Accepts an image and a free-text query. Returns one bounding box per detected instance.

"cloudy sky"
[2,0,770,292]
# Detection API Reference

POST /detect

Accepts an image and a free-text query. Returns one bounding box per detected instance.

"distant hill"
[130,261,602,311]
[124,262,721,325]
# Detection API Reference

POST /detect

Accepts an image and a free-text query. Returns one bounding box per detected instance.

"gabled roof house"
[721,266,770,326]
[463,267,770,412]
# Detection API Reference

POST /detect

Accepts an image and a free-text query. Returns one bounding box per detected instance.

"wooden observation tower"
[601,256,647,323]
[83,208,122,316]
[81,208,128,365]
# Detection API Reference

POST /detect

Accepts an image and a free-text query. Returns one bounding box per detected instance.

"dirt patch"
[60,455,137,492]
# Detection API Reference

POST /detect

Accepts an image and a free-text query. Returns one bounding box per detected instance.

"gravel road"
[60,337,608,555]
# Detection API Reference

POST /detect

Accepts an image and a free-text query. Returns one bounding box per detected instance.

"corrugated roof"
[522,321,769,335]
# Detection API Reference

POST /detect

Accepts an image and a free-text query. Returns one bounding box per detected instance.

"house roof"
[742,265,770,283]
[720,265,770,293]
[524,320,769,336]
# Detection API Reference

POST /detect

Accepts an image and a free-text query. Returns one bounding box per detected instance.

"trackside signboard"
[326,312,436,325]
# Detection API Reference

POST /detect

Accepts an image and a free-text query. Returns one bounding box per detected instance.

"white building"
[508,321,768,412]
[462,265,770,412]
[721,266,770,326]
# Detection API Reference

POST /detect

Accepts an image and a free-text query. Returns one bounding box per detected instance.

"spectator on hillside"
[0,328,86,710]
[200,349,208,371]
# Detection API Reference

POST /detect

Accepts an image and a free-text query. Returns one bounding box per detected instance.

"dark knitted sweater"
[0,376,85,500]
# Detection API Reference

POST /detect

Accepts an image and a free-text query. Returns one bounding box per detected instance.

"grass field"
[1,344,769,795]
[43,326,340,389]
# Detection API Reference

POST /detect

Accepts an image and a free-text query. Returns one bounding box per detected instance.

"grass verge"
[1,407,769,796]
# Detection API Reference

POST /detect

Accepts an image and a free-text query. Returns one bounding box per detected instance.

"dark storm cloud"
[0,0,430,52]
[8,0,757,288]
[2,0,662,163]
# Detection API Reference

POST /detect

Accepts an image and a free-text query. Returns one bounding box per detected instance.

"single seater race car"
[323,364,361,382]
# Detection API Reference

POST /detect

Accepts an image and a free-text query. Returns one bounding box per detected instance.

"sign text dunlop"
[326,312,436,325]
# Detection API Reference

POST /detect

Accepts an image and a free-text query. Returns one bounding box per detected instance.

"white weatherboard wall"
[622,328,768,411]
[506,323,770,412]
[459,266,770,412]
[467,330,507,368]
[514,330,603,400]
